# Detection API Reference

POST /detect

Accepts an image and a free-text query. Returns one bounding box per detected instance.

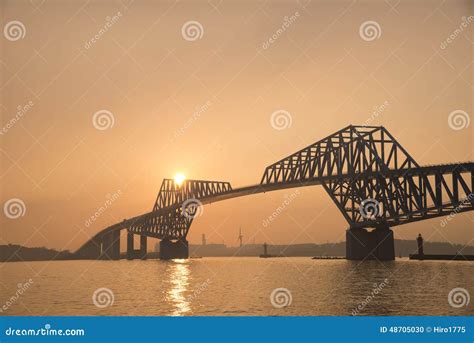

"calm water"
[1,257,473,316]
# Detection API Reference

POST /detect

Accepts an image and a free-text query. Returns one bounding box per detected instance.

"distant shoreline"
[1,240,473,262]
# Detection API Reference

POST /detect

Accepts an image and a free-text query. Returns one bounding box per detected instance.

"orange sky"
[1,0,472,251]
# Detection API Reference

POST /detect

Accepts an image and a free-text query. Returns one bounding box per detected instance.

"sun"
[174,173,186,186]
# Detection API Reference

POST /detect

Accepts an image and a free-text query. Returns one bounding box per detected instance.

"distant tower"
[238,227,243,247]
[417,233,424,256]
[202,234,206,246]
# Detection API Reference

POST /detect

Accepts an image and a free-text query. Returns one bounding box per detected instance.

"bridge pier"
[112,230,120,259]
[127,231,134,260]
[346,225,395,261]
[127,232,148,260]
[140,235,147,260]
[159,239,189,260]
[99,230,120,260]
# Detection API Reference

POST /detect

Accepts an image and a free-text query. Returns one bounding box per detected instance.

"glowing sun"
[174,173,186,186]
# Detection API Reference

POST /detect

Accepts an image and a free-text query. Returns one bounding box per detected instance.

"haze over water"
[1,258,473,316]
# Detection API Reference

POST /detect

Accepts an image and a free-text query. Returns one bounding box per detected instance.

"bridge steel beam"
[129,179,233,243]
[76,125,474,262]
[259,126,474,230]
[258,125,473,260]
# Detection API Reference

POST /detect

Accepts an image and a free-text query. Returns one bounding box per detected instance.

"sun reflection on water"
[167,259,191,316]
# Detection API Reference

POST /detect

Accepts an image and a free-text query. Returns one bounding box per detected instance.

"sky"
[0,0,472,252]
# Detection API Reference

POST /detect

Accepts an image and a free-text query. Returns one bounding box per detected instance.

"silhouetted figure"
[263,242,268,256]
[417,234,424,256]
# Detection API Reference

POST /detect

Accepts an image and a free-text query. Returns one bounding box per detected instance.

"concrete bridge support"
[159,239,189,260]
[127,231,134,260]
[111,230,120,259]
[346,225,395,261]
[127,232,148,260]
[140,235,147,260]
[99,230,120,260]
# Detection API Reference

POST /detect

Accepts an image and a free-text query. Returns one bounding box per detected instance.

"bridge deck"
[189,162,474,205]
[87,162,473,237]
[74,125,474,257]
[75,160,473,257]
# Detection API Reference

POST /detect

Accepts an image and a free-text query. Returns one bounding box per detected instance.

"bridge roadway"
[78,162,473,256]
[75,124,474,261]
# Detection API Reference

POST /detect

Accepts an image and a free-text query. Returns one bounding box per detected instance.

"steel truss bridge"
[75,125,473,260]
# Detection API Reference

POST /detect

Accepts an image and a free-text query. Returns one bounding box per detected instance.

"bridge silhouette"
[75,125,473,261]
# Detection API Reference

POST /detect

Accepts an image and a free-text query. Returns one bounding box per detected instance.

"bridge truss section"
[260,125,473,228]
[129,179,232,240]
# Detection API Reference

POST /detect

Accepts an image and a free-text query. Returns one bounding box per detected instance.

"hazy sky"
[0,0,472,252]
